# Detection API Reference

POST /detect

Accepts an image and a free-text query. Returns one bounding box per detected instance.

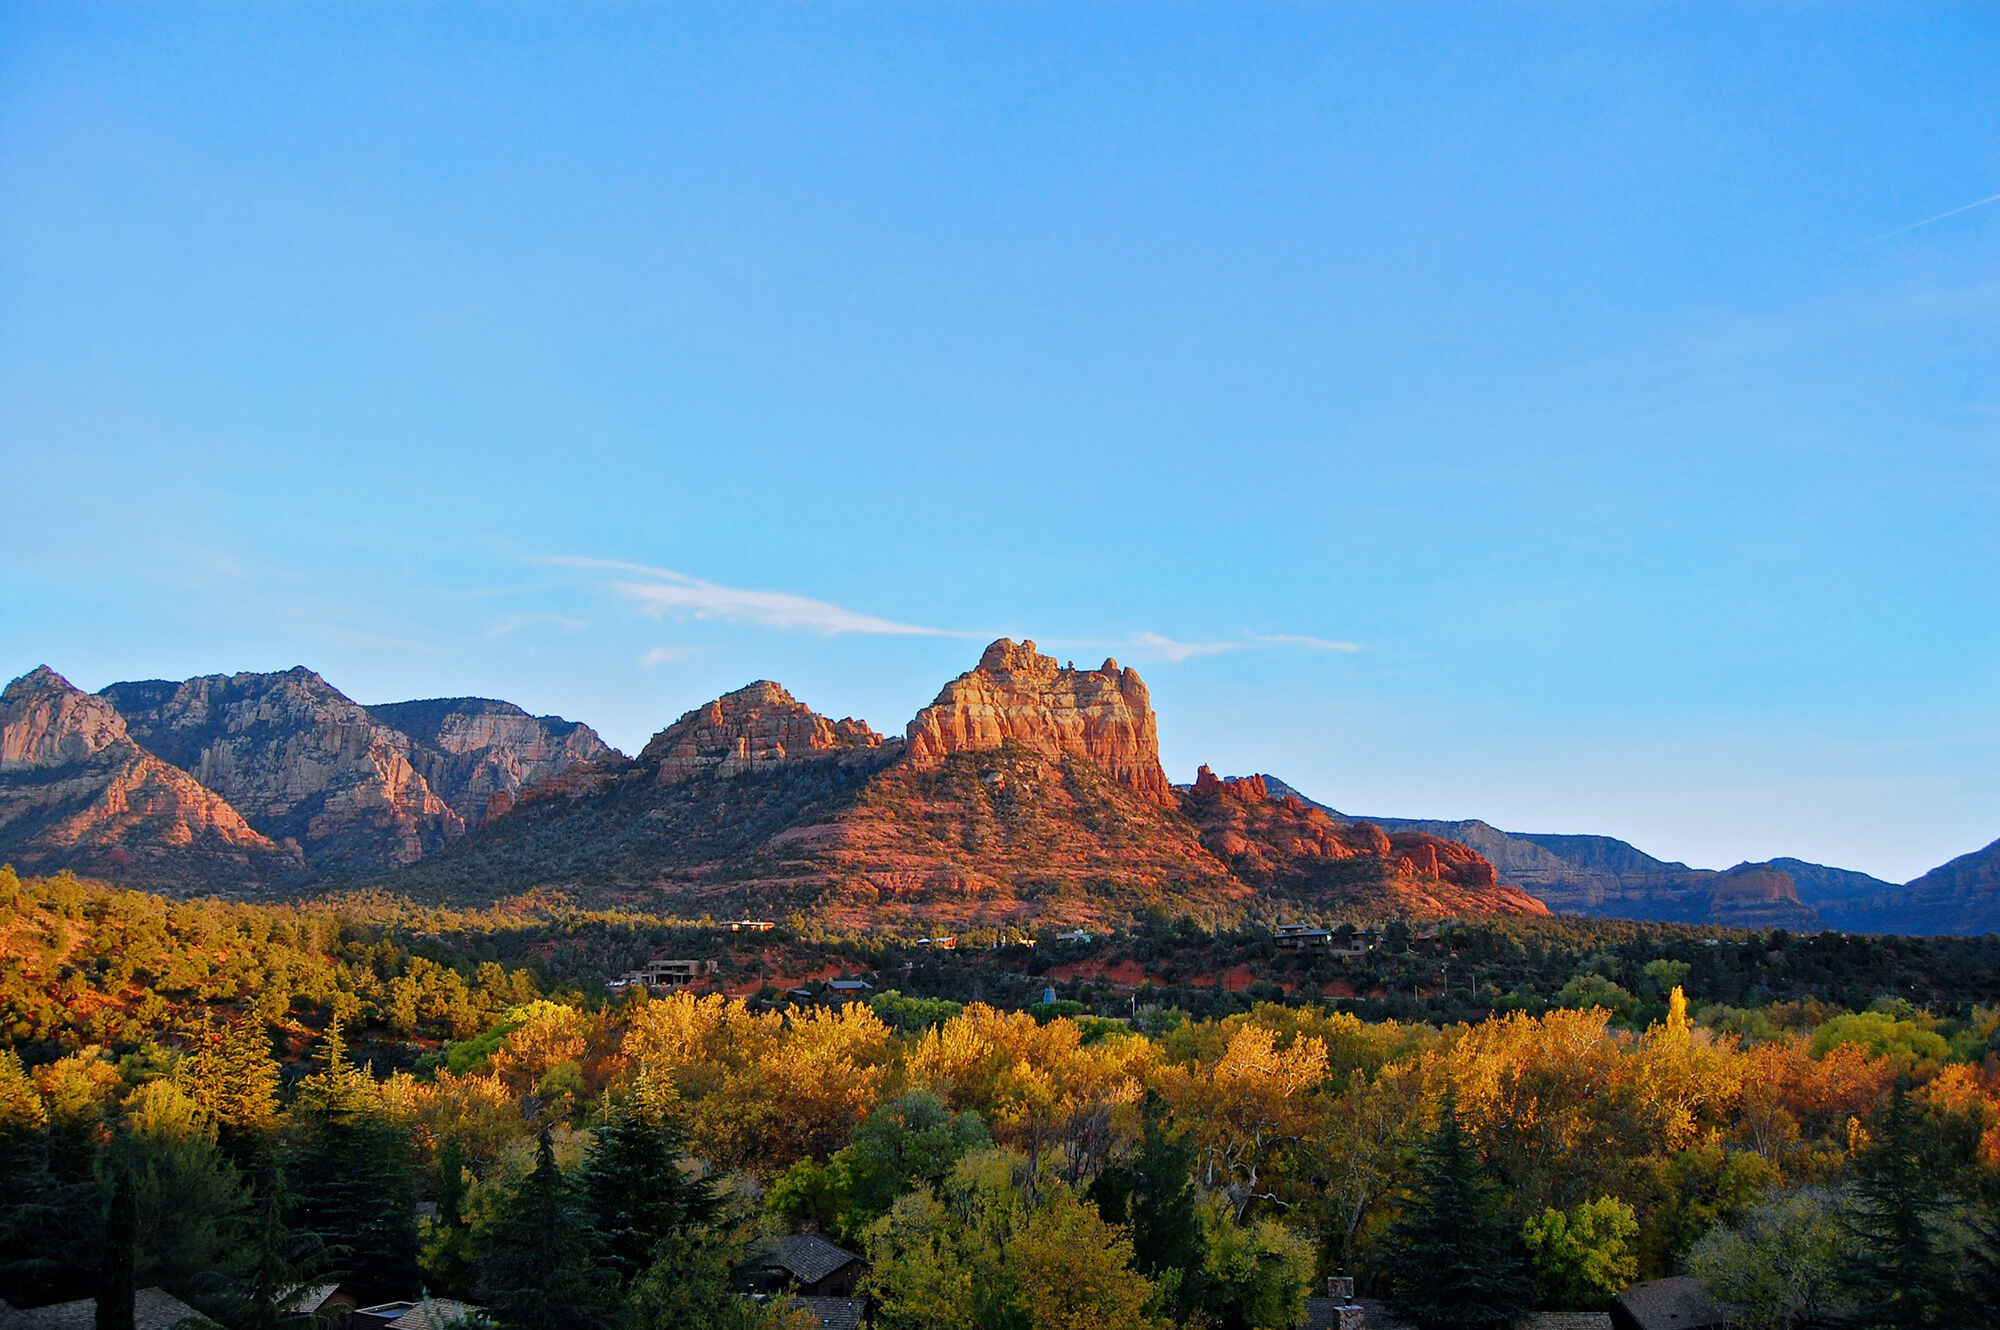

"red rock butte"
[905,639,1176,807]
[639,680,889,784]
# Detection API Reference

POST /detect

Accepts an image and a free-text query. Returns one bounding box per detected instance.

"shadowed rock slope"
[365,696,615,826]
[1813,839,2000,936]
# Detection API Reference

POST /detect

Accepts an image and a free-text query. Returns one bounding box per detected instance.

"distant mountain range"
[1259,776,1996,935]
[1,649,1993,934]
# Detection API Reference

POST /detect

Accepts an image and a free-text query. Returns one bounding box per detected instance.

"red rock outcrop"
[906,640,1174,806]
[1183,765,1546,918]
[638,681,890,783]
[0,667,300,890]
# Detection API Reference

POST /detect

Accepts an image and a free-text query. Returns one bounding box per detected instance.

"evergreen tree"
[287,1025,418,1302]
[576,1083,721,1288]
[1961,1170,2000,1310]
[1089,1095,1207,1317]
[420,1136,477,1298]
[191,1154,340,1330]
[479,1122,615,1330]
[1381,1089,1533,1330]
[217,1019,280,1144]
[0,1055,99,1307]
[1840,1084,1958,1330]
[97,1173,137,1330]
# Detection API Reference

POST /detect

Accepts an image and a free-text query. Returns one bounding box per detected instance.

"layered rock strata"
[637,681,891,784]
[906,639,1174,806]
[1183,766,1549,918]
[101,669,461,875]
[365,697,614,825]
[0,667,298,889]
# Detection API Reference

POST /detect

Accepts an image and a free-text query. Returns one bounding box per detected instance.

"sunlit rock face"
[905,639,1174,807]
[102,669,461,874]
[1182,764,1551,919]
[637,680,889,784]
[0,666,299,890]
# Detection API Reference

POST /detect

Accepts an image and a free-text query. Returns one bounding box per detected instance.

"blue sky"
[2,4,1994,882]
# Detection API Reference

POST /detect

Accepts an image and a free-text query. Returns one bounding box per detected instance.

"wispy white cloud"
[543,556,975,638]
[542,556,1363,663]
[487,612,588,637]
[1125,632,1248,664]
[1253,633,1363,653]
[1043,631,1364,665]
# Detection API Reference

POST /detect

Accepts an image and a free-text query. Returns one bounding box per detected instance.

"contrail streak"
[1844,191,2000,251]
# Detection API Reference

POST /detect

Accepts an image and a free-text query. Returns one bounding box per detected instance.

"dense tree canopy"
[3,868,2000,1328]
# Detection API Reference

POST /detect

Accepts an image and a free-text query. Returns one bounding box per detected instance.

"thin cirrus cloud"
[543,556,974,638]
[1253,633,1363,652]
[543,557,1362,662]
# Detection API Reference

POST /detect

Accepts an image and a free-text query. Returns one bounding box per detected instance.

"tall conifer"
[1840,1084,1957,1330]
[1382,1088,1532,1330]
[479,1122,615,1330]
[96,1172,136,1330]
[576,1079,720,1288]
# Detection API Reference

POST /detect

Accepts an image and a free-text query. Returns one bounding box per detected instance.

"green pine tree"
[576,1088,721,1288]
[479,1122,616,1330]
[1840,1084,1958,1330]
[287,1025,417,1302]
[1382,1089,1533,1330]
[96,1172,137,1330]
[1961,1169,2000,1311]
[189,1155,339,1330]
[1090,1094,1208,1319]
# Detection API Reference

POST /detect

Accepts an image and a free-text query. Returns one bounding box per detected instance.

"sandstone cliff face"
[1183,766,1548,919]
[365,697,614,825]
[906,640,1174,806]
[101,669,461,875]
[0,667,298,890]
[638,681,890,784]
[0,667,128,768]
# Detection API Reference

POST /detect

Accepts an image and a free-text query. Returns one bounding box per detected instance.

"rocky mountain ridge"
[1255,775,1934,933]
[1,666,613,888]
[370,641,1545,929]
[637,681,892,784]
[1,651,1990,933]
[0,668,302,889]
